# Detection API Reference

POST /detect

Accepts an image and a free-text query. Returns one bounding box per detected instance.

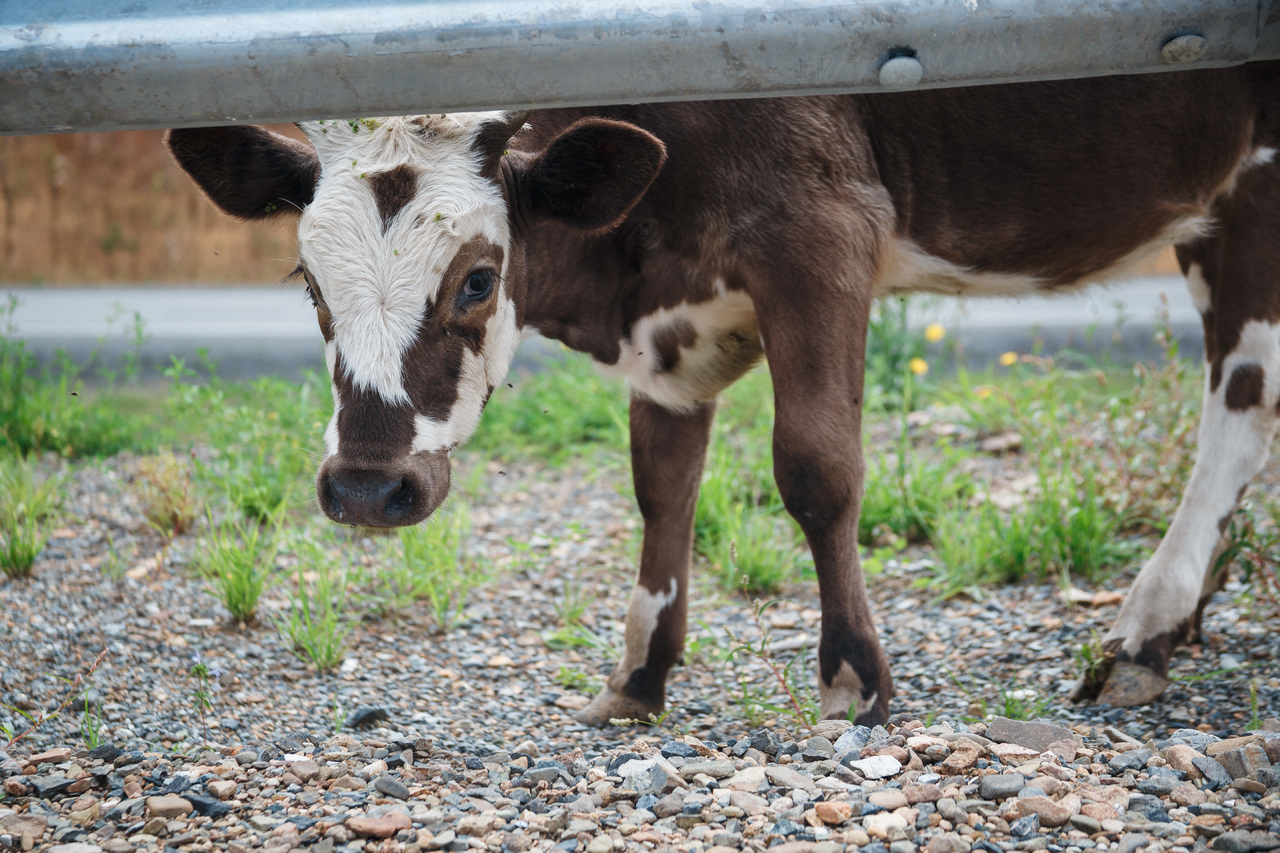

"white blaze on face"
[298,114,519,458]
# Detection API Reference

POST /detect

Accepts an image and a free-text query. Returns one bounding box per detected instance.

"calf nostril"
[383,479,415,519]
[325,479,345,521]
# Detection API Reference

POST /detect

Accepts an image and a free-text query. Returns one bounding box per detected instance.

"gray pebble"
[373,776,410,799]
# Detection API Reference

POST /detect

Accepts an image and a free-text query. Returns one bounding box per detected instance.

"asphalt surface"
[2,275,1200,381]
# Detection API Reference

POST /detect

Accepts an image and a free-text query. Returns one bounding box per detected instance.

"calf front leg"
[578,396,714,725]
[1078,160,1280,706]
[754,269,893,726]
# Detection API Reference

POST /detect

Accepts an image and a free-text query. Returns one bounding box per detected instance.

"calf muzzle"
[317,452,450,527]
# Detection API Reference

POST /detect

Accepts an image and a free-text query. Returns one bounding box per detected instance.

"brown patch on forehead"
[651,318,697,374]
[331,351,415,464]
[369,165,419,232]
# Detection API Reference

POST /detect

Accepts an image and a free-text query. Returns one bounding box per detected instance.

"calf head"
[168,114,665,526]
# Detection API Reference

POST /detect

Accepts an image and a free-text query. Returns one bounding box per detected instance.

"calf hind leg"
[1079,160,1280,706]
[578,397,714,725]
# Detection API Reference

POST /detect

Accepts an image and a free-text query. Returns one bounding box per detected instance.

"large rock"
[766,765,818,794]
[346,813,411,838]
[986,718,1076,753]
[1016,796,1073,828]
[145,795,192,819]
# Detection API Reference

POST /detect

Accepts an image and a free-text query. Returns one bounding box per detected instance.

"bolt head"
[879,55,923,89]
[1161,33,1206,64]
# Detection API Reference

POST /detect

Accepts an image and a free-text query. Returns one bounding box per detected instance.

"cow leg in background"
[1082,159,1280,707]
[578,396,715,725]
[751,247,893,726]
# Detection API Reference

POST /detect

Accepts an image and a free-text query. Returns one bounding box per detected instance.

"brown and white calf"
[168,62,1280,726]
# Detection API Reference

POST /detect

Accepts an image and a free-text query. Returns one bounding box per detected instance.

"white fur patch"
[598,279,762,411]
[1108,319,1280,653]
[298,114,512,409]
[617,578,680,679]
[410,345,493,454]
[1185,263,1211,315]
[876,215,1212,298]
[323,340,341,458]
[819,660,870,720]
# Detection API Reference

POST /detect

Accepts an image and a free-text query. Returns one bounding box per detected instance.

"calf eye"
[459,270,494,304]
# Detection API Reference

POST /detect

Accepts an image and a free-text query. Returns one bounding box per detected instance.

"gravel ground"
[2,445,1279,853]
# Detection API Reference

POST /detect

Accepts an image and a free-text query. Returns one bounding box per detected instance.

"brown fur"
[369,165,418,233]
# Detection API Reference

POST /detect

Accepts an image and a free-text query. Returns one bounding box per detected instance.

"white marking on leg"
[614,578,680,686]
[819,660,868,720]
[1109,320,1280,654]
[1185,263,1211,315]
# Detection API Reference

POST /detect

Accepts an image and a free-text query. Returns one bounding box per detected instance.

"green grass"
[470,351,628,462]
[391,507,488,632]
[197,514,276,623]
[280,538,351,672]
[0,454,60,578]
[0,296,154,458]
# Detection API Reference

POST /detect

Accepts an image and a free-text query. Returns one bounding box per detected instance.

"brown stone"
[1017,796,1072,827]
[289,760,320,782]
[1164,744,1204,776]
[941,740,982,774]
[905,783,944,804]
[26,748,72,766]
[207,779,237,800]
[1080,802,1119,822]
[3,777,30,796]
[813,801,853,825]
[1215,744,1270,779]
[869,790,909,810]
[145,795,193,819]
[345,813,411,839]
[1205,735,1265,756]
[0,814,47,838]
[456,814,502,836]
[1170,784,1207,806]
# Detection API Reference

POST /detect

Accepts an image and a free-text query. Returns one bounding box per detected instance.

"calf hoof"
[576,685,663,728]
[1095,662,1169,707]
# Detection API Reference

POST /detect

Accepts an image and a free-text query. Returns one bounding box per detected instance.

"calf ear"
[519,118,666,232]
[165,126,320,220]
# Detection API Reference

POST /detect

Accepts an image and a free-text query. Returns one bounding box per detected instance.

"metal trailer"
[2,0,1279,136]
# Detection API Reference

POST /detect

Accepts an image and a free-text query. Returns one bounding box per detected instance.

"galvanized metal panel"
[2,0,1277,135]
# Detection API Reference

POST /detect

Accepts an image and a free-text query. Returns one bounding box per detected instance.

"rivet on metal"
[1161,33,1207,64]
[879,55,924,89]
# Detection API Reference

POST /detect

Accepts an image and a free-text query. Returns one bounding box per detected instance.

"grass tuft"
[197,514,276,623]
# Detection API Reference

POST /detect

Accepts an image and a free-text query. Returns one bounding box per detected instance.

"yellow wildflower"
[909,357,929,376]
[924,323,945,343]
[976,386,993,399]
[999,351,1019,367]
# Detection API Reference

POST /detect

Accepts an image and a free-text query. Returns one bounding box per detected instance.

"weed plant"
[391,508,486,632]
[281,540,352,671]
[198,514,276,622]
[135,450,199,539]
[0,454,61,578]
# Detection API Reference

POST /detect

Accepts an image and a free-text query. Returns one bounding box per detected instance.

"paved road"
[2,275,1199,381]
